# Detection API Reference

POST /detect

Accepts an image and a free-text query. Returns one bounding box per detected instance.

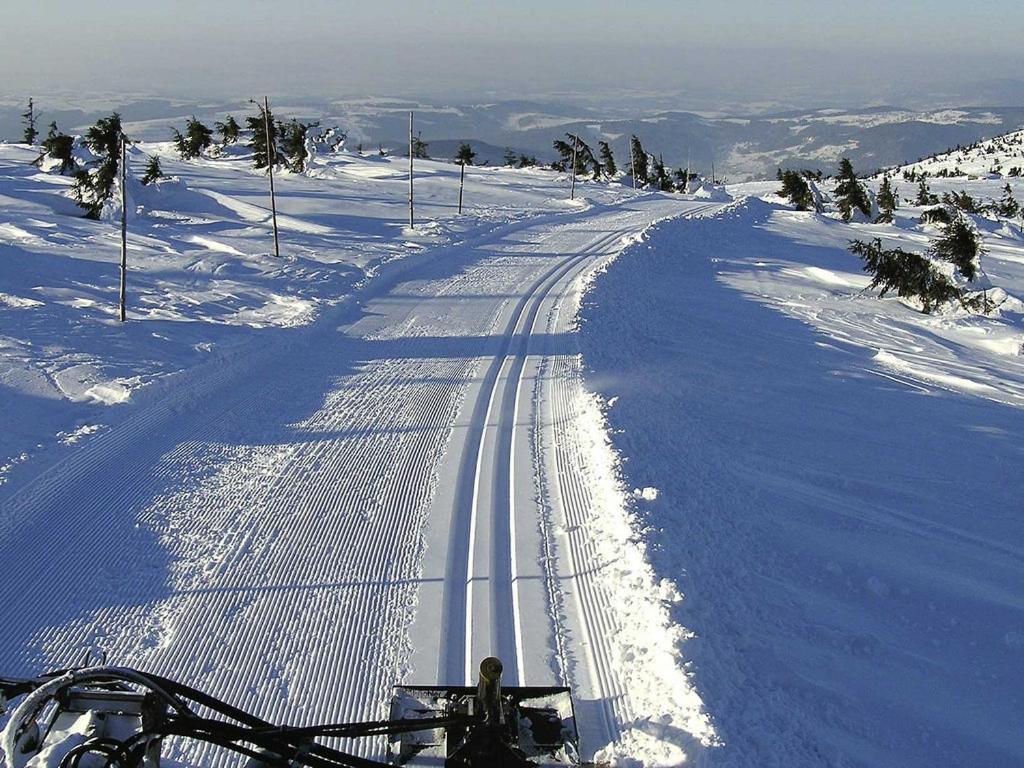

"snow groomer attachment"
[389,657,581,766]
[0,659,584,768]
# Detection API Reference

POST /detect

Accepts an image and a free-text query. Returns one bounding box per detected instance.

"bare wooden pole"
[458,160,465,214]
[119,135,127,322]
[264,96,280,258]
[408,111,415,229]
[630,138,637,190]
[569,134,578,200]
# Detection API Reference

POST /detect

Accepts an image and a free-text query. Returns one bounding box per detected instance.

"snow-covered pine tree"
[916,178,938,206]
[778,170,814,211]
[651,154,672,191]
[997,183,1020,218]
[628,135,648,186]
[246,105,281,170]
[834,158,871,221]
[503,148,516,167]
[849,238,961,314]
[598,141,616,176]
[38,122,75,174]
[215,115,240,145]
[930,214,983,282]
[455,143,476,165]
[411,133,429,159]
[141,155,163,185]
[279,119,311,172]
[876,175,898,223]
[22,98,38,145]
[73,113,124,219]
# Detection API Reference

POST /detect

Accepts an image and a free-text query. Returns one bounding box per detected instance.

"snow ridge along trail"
[0,195,718,765]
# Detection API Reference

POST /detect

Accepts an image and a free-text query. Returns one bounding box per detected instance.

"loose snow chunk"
[0,292,44,309]
[633,486,660,501]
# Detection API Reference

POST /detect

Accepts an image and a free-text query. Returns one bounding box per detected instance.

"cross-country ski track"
[0,196,722,765]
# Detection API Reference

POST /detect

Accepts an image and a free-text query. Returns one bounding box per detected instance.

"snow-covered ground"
[0,136,724,765]
[0,140,615,490]
[577,170,1024,765]
[5,123,1024,767]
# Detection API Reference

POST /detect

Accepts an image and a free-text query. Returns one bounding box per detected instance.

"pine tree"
[834,158,871,221]
[876,175,898,223]
[411,133,429,159]
[279,119,311,172]
[73,113,125,219]
[38,121,75,174]
[850,238,962,314]
[627,135,648,186]
[997,183,1020,219]
[651,155,672,191]
[172,117,213,160]
[598,141,616,176]
[778,170,815,211]
[22,98,38,145]
[246,105,281,170]
[455,143,476,165]
[916,178,938,206]
[930,214,983,282]
[215,115,240,145]
[503,148,516,167]
[141,155,163,185]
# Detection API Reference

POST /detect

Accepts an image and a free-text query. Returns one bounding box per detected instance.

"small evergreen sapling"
[834,158,871,221]
[849,238,961,314]
[997,183,1020,219]
[876,175,898,223]
[628,135,648,186]
[916,179,939,206]
[279,119,313,172]
[172,117,214,160]
[215,115,240,145]
[22,98,38,145]
[141,155,163,185]
[38,122,75,174]
[246,105,281,170]
[598,141,616,176]
[73,113,125,219]
[778,169,815,211]
[930,214,983,282]
[411,133,429,159]
[455,143,476,165]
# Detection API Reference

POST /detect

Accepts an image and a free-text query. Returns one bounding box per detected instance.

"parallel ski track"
[0,200,720,765]
[440,226,629,686]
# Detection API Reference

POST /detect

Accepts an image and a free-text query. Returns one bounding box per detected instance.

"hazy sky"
[4,1,1022,107]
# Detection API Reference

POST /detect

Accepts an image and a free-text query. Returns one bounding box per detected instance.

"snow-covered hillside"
[885,128,1024,179]
[575,171,1024,766]
[0,138,616,489]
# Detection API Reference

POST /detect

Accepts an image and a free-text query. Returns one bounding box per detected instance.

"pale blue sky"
[4,1,1021,105]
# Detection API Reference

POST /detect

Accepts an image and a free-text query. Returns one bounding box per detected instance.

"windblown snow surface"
[578,174,1024,766]
[0,138,720,766]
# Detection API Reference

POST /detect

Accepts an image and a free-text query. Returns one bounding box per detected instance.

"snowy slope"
[883,127,1024,179]
[0,140,619,491]
[1,135,728,766]
[577,179,1024,765]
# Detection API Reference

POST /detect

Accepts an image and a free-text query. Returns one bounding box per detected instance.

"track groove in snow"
[1,197,720,764]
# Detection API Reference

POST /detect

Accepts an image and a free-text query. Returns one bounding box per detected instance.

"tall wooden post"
[685,148,691,195]
[569,134,578,200]
[263,96,280,258]
[119,135,127,322]
[630,139,637,190]
[458,160,465,214]
[408,111,415,229]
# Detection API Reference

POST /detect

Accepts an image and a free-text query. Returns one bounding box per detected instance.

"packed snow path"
[0,196,720,763]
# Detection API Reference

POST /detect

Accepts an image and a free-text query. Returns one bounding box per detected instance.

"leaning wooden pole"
[458,160,465,214]
[264,96,280,258]
[119,135,127,322]
[408,111,415,229]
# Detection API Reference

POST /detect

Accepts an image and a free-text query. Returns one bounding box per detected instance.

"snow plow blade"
[389,657,581,767]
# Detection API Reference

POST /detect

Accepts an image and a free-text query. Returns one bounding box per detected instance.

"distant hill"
[878,128,1024,180]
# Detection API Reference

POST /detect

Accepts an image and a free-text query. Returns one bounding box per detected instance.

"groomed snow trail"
[0,196,719,764]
